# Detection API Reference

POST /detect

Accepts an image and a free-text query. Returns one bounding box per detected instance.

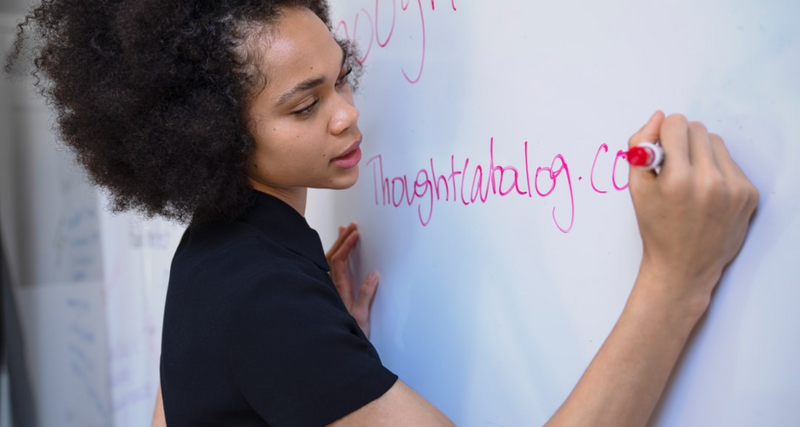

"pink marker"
[626,142,664,170]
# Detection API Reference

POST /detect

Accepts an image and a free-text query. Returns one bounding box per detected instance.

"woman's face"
[244,7,361,206]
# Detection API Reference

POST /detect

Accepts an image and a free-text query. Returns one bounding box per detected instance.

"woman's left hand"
[326,223,379,339]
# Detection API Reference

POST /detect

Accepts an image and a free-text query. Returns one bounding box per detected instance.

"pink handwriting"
[335,0,457,84]
[366,139,630,232]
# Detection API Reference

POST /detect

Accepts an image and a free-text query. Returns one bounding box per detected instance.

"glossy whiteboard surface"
[309,1,800,425]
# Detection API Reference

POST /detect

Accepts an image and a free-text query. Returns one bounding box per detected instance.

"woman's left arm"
[151,384,166,427]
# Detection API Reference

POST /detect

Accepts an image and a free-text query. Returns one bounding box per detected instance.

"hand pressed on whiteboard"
[326,223,380,339]
[325,224,456,427]
[628,111,759,311]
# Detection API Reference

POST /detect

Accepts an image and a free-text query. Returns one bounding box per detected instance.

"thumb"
[356,272,379,312]
[628,110,665,184]
[352,272,379,339]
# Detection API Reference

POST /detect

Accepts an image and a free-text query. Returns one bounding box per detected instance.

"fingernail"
[368,272,378,284]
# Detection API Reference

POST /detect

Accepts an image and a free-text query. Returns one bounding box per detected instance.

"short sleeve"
[227,268,397,426]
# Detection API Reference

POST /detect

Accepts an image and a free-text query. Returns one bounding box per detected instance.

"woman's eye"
[336,67,353,87]
[292,98,319,116]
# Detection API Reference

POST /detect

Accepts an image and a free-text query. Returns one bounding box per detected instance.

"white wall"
[0,0,31,14]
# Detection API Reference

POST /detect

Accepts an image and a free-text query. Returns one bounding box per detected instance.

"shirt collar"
[240,190,330,271]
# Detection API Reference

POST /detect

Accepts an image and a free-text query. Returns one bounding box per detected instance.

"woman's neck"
[249,182,308,216]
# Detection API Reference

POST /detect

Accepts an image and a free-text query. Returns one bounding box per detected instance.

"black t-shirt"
[160,191,397,426]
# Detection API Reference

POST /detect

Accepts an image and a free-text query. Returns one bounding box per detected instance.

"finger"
[331,229,359,264]
[325,226,346,259]
[628,110,665,148]
[329,230,360,306]
[659,113,691,174]
[341,223,358,243]
[352,272,379,323]
[329,231,358,270]
[687,121,717,171]
[328,224,353,253]
[358,273,379,309]
[337,223,358,251]
[628,110,665,183]
[326,223,356,259]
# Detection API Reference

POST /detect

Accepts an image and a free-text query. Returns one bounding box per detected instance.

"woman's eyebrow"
[275,44,347,107]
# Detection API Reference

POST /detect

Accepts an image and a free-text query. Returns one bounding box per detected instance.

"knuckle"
[704,171,725,189]
[739,181,760,212]
[718,179,757,213]
[665,113,688,127]
[696,173,728,205]
[353,307,369,320]
[688,121,708,135]
[661,170,692,195]
[749,182,760,206]
[360,283,375,295]
[628,131,644,147]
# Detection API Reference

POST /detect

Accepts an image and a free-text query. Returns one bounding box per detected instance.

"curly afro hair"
[7,0,360,225]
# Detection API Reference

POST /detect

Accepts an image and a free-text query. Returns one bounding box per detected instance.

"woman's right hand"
[627,111,759,316]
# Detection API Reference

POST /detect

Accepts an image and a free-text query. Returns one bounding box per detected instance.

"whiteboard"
[308,1,800,426]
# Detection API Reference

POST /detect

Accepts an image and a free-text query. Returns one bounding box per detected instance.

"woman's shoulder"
[162,216,340,348]
[171,218,322,288]
[174,190,327,275]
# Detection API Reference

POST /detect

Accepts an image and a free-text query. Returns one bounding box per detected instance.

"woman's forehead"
[253,8,342,99]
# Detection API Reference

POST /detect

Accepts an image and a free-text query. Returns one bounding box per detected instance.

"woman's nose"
[329,91,359,135]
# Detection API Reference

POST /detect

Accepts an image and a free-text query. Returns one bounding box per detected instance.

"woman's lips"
[331,142,362,169]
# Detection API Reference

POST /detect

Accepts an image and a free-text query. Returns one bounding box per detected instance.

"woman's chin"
[326,167,360,190]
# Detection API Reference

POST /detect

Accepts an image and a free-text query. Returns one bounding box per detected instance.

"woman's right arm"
[544,111,758,426]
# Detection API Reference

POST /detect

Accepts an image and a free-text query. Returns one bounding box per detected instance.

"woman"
[9,0,758,425]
